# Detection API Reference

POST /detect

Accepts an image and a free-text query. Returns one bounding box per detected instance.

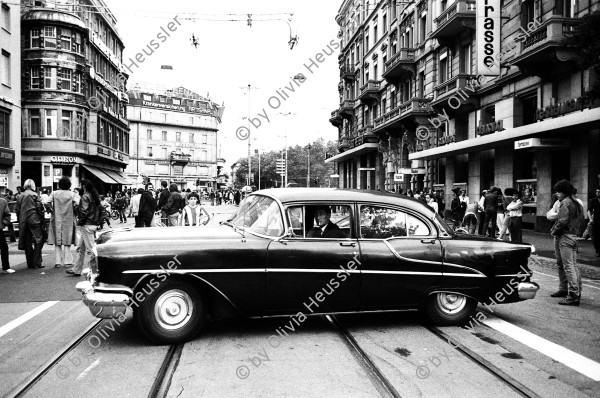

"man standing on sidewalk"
[589,187,600,257]
[550,180,585,306]
[0,195,14,273]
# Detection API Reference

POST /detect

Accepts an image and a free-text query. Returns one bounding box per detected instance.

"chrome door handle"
[421,239,436,244]
[339,242,356,247]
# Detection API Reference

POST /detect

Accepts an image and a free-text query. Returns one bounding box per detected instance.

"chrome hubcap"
[154,290,193,330]
[436,293,467,314]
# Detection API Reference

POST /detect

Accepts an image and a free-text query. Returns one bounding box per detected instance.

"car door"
[266,203,361,314]
[357,203,443,309]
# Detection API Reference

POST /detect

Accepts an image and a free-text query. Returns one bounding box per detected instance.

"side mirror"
[275,227,295,242]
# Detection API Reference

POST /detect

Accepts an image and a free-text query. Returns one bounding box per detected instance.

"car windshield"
[229,195,284,237]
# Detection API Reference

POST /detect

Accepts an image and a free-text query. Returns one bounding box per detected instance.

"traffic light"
[276,158,286,175]
[196,179,201,186]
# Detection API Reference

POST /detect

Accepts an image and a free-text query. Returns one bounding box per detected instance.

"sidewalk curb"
[529,255,600,280]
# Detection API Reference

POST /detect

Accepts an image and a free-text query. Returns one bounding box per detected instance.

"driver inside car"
[306,206,346,238]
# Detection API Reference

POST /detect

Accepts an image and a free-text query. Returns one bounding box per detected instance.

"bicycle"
[110,209,119,220]
[444,216,470,234]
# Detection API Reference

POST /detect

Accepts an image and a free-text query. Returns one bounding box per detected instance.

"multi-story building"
[125,86,225,191]
[20,0,130,193]
[0,1,21,192]
[329,0,600,232]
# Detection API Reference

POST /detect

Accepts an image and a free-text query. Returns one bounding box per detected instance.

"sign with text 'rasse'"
[477,0,501,76]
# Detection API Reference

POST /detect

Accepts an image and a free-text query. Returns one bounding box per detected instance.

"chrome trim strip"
[123,269,266,274]
[267,268,360,274]
[362,270,443,275]
[496,274,527,278]
[443,273,486,278]
[443,262,487,277]
[383,240,443,266]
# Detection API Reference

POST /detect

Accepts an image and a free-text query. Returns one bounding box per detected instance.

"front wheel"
[136,278,206,344]
[424,292,477,326]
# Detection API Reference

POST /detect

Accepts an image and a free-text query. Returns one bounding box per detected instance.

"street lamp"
[307,143,311,187]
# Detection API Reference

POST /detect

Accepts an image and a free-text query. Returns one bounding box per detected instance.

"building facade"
[329,0,600,232]
[125,86,225,191]
[0,1,21,192]
[20,0,130,193]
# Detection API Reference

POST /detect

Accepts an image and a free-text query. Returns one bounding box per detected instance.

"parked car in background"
[76,188,539,344]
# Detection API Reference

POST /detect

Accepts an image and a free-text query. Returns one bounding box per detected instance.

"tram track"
[6,319,103,398]
[425,325,542,398]
[326,314,542,398]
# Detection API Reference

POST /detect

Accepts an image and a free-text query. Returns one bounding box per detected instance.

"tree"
[233,139,337,189]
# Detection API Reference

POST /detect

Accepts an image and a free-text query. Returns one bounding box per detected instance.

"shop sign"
[145,160,170,165]
[129,98,214,116]
[476,119,504,136]
[0,148,15,166]
[514,138,570,150]
[50,156,77,163]
[535,96,594,121]
[476,0,501,76]
[438,135,456,145]
[358,167,375,171]
[398,168,412,175]
[53,168,63,182]
[393,174,404,182]
[0,176,7,186]
[411,168,426,175]
[330,174,340,178]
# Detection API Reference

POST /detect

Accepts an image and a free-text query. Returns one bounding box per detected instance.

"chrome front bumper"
[517,281,540,300]
[76,280,133,319]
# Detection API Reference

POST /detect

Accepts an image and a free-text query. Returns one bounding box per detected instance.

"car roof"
[254,188,435,215]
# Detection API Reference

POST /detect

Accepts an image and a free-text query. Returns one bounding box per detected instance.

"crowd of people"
[0,179,243,275]
[393,180,599,307]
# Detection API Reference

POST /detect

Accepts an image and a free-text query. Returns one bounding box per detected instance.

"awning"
[325,143,379,163]
[409,107,600,161]
[102,169,131,185]
[82,165,118,184]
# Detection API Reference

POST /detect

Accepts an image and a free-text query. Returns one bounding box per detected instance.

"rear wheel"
[136,278,206,344]
[424,292,477,326]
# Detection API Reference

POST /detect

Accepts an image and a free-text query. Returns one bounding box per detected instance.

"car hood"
[98,225,243,244]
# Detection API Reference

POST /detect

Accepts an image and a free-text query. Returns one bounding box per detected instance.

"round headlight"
[530,244,536,253]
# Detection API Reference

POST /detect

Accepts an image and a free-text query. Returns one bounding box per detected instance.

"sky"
[103,0,342,165]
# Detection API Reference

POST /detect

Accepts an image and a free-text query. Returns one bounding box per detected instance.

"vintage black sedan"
[76,188,539,344]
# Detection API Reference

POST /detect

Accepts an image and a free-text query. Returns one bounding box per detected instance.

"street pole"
[307,144,311,187]
[247,84,251,186]
[258,150,261,190]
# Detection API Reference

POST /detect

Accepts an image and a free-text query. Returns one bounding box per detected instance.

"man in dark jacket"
[0,196,13,273]
[550,180,585,306]
[482,187,499,237]
[139,188,157,227]
[306,206,346,238]
[17,179,45,269]
[157,180,170,225]
[163,184,183,226]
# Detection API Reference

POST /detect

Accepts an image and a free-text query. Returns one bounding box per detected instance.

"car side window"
[286,204,352,239]
[360,205,430,239]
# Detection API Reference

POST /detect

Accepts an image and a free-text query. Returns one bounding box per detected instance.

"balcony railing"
[358,80,381,102]
[433,74,479,103]
[340,66,356,81]
[521,17,579,52]
[329,109,343,126]
[432,0,476,40]
[339,99,356,117]
[383,48,416,79]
